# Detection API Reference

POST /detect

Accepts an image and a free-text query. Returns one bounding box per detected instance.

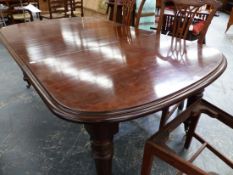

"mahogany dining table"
[0,17,227,175]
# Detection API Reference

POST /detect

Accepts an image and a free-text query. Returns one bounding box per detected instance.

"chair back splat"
[154,0,222,141]
[41,0,69,19]
[121,0,136,25]
[156,0,222,44]
[112,0,136,26]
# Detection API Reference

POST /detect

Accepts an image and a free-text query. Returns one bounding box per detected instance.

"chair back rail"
[157,0,222,44]
[41,0,68,19]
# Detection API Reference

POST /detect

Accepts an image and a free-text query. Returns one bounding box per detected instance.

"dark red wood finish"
[0,17,227,175]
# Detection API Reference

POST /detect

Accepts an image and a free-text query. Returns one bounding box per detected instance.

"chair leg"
[106,4,110,15]
[141,143,154,175]
[22,71,31,88]
[156,7,160,15]
[183,91,203,146]
[225,23,231,33]
[143,140,208,175]
[160,103,183,130]
[159,107,169,130]
[81,0,84,17]
[178,100,185,111]
[184,114,200,149]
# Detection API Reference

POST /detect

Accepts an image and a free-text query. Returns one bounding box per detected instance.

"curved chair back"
[156,0,221,44]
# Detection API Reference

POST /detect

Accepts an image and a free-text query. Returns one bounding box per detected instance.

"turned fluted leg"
[84,123,119,175]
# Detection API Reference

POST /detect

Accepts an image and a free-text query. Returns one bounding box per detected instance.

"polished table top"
[0,17,227,175]
[0,17,226,123]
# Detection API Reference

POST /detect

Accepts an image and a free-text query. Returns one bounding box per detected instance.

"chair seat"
[41,11,68,19]
[67,10,81,16]
[12,12,31,21]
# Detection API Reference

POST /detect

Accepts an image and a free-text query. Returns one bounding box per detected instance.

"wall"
[83,0,106,14]
[83,0,155,14]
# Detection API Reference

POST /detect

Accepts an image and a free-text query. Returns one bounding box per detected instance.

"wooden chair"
[40,0,68,19]
[156,0,221,44]
[0,4,7,27]
[108,0,147,28]
[141,99,233,175]
[2,0,38,24]
[225,7,233,32]
[69,0,83,17]
[155,0,221,132]
[141,1,227,174]
[112,0,136,26]
[6,9,33,24]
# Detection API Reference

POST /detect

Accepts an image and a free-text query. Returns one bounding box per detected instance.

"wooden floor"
[0,9,232,175]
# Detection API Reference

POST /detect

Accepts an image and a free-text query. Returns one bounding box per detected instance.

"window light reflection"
[154,81,186,98]
[61,27,81,46]
[99,45,126,64]
[154,74,201,98]
[30,58,113,89]
[60,25,126,64]
[26,46,48,62]
[79,70,112,89]
[199,48,220,58]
